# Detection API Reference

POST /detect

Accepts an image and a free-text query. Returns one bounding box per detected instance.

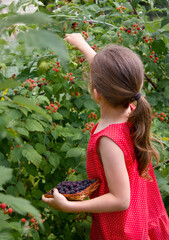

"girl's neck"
[98,102,131,128]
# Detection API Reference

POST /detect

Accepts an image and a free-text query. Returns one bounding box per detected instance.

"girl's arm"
[42,137,130,213]
[65,33,96,65]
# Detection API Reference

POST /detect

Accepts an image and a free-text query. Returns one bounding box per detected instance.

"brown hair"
[90,44,160,179]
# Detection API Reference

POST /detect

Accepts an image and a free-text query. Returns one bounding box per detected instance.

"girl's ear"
[93,88,102,103]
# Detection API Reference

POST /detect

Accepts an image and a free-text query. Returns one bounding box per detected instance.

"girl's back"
[87,113,169,239]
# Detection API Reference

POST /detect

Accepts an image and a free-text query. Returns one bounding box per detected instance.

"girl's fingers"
[42,195,50,203]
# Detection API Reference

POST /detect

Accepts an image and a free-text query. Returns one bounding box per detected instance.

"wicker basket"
[44,178,100,201]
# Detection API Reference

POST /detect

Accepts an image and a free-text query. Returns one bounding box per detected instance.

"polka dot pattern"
[86,106,169,240]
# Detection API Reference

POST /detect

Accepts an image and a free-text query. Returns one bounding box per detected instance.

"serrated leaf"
[22,144,42,167]
[0,12,53,29]
[0,38,7,45]
[36,95,50,105]
[52,112,63,120]
[17,29,68,63]
[35,143,46,154]
[48,153,60,169]
[16,181,26,196]
[164,86,169,99]
[84,100,98,111]
[0,193,42,227]
[0,166,13,186]
[152,39,167,54]
[13,96,51,121]
[11,147,22,163]
[65,148,86,159]
[25,119,44,132]
[161,16,169,28]
[0,80,21,91]
[16,127,29,137]
[0,211,10,221]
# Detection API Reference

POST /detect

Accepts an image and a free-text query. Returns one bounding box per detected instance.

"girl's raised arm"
[65,33,96,65]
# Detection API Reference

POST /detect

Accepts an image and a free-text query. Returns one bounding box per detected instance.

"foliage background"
[0,0,169,239]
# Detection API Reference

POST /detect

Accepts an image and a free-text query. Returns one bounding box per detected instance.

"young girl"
[42,33,169,239]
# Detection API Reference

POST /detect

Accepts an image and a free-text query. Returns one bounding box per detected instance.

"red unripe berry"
[151,51,155,54]
[145,39,148,42]
[69,77,73,81]
[127,30,131,33]
[21,218,27,223]
[8,208,13,214]
[70,72,73,75]
[0,203,6,209]
[10,146,14,150]
[120,27,123,30]
[133,24,136,27]
[57,62,60,65]
[88,115,91,118]
[4,210,8,214]
[154,112,157,115]
[75,92,79,96]
[53,68,56,71]
[31,218,35,223]
[137,27,140,30]
[161,112,166,117]
[51,104,54,107]
[155,57,158,60]
[86,127,90,130]
[83,21,86,23]
[153,60,156,63]
[42,78,45,81]
[56,69,59,72]
[82,128,86,132]
[160,117,164,121]
[149,55,153,58]
[71,169,75,173]
[134,31,137,34]
[157,115,161,118]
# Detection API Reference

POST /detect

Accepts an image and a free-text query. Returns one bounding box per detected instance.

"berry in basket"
[44,178,100,201]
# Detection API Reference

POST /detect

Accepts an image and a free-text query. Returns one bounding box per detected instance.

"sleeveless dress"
[86,107,169,240]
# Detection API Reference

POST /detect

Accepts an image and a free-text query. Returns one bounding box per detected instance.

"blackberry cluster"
[50,179,96,195]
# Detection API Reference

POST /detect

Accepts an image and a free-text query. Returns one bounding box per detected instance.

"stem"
[144,74,157,89]
[128,0,140,19]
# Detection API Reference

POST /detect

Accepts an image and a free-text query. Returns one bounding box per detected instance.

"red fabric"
[86,105,169,240]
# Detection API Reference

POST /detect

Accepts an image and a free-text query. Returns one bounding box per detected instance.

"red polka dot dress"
[86,107,169,240]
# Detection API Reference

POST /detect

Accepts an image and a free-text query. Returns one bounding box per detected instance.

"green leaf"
[48,153,60,169]
[13,96,51,121]
[0,80,21,91]
[31,189,43,200]
[16,127,29,137]
[35,143,46,154]
[17,29,68,63]
[65,148,86,159]
[131,0,140,8]
[161,16,169,28]
[84,100,98,111]
[0,12,53,29]
[16,181,26,197]
[11,147,22,163]
[0,166,12,186]
[152,39,168,54]
[0,193,43,227]
[0,38,7,45]
[164,86,169,99]
[25,119,44,132]
[22,144,42,167]
[52,112,63,120]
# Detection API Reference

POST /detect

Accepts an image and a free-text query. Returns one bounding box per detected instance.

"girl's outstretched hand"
[42,188,70,212]
[65,33,87,49]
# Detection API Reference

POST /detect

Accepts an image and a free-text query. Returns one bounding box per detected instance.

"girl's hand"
[42,189,70,212]
[65,33,96,65]
[65,33,87,50]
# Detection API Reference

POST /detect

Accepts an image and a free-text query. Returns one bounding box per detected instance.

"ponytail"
[128,97,160,179]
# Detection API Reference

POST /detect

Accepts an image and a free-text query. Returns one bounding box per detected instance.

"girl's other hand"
[65,33,87,49]
[42,188,70,212]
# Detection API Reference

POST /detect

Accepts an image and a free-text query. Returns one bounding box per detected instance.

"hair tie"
[131,92,142,102]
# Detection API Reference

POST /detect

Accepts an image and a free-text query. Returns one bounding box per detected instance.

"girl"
[42,33,169,239]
